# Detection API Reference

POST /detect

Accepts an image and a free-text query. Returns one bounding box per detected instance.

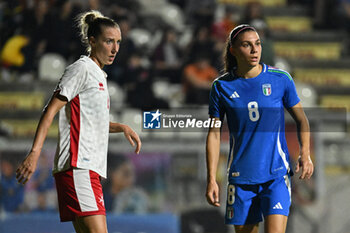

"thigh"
[234,223,259,233]
[260,174,291,218]
[225,182,263,226]
[73,214,108,233]
[264,214,288,233]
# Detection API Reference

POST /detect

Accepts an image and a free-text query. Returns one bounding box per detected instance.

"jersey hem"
[52,166,107,179]
[228,171,288,185]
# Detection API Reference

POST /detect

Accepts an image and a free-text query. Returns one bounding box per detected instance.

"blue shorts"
[225,175,291,225]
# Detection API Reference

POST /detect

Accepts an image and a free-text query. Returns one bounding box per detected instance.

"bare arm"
[287,102,314,179]
[109,122,142,154]
[205,117,221,207]
[16,93,67,184]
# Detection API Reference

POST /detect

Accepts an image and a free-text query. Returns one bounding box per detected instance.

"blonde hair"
[76,10,119,54]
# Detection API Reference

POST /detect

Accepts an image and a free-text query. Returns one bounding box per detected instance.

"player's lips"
[250,57,259,62]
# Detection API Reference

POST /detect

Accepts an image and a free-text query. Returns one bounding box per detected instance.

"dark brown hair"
[223,24,256,72]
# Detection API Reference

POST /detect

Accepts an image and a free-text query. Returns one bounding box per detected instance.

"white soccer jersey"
[53,56,110,178]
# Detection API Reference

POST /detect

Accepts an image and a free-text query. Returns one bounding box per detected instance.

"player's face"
[231,31,261,68]
[90,26,121,68]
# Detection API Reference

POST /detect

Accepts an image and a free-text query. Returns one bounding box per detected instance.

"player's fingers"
[310,165,314,176]
[24,172,34,184]
[300,165,308,179]
[306,165,314,179]
[295,162,300,173]
[19,175,29,185]
[213,191,220,207]
[205,194,211,204]
[205,194,213,205]
[126,135,135,147]
[214,189,219,202]
[131,133,141,154]
[16,167,23,180]
[16,165,27,182]
[17,170,28,185]
[17,176,25,185]
[205,190,215,205]
[19,168,31,183]
[207,194,218,206]
[206,190,220,207]
[135,138,141,154]
[16,165,22,174]
[306,172,311,179]
[302,160,312,179]
[16,162,27,174]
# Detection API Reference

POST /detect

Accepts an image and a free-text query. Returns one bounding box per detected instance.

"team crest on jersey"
[262,84,271,96]
[227,206,234,219]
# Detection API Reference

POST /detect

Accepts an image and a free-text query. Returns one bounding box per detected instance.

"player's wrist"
[299,148,310,157]
[30,147,41,155]
[119,123,129,131]
[299,153,311,159]
[110,122,127,133]
[207,176,217,184]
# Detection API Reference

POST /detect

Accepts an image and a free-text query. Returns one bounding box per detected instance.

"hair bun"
[83,10,104,25]
[84,13,96,25]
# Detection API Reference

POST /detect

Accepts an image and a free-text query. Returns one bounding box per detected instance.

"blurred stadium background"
[0,0,350,232]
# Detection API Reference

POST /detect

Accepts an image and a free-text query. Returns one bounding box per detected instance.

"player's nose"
[114,42,120,53]
[251,46,258,54]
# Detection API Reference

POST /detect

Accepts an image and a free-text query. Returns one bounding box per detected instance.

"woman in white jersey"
[16,10,141,233]
[206,24,314,233]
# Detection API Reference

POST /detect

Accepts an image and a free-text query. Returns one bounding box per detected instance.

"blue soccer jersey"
[209,63,300,184]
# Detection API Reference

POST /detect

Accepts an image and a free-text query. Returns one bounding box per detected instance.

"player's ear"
[89,36,96,47]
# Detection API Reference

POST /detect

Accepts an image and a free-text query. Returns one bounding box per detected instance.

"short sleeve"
[55,61,88,101]
[283,75,300,108]
[209,80,225,119]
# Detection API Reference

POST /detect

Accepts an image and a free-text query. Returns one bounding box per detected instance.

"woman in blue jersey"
[206,24,314,233]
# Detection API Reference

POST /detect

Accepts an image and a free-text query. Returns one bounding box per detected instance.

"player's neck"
[236,64,262,79]
[89,54,105,69]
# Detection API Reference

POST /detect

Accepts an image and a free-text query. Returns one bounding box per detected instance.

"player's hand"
[16,151,39,185]
[295,155,314,179]
[123,125,142,154]
[206,180,220,207]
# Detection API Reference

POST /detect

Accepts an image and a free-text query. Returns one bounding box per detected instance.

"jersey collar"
[83,55,108,79]
[230,63,266,79]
